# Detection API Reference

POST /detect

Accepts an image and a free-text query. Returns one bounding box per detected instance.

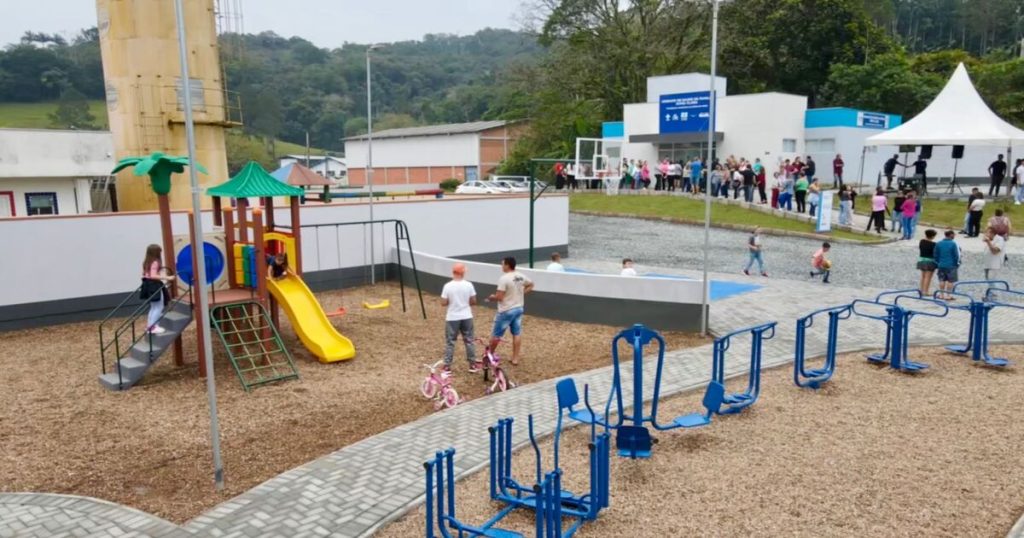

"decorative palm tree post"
[112,152,207,367]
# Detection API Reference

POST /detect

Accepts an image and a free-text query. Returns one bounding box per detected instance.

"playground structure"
[943,281,1024,367]
[424,380,610,538]
[99,160,427,391]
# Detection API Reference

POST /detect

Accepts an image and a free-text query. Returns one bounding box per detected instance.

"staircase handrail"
[100,281,193,389]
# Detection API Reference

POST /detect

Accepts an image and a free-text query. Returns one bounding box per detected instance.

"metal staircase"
[98,286,194,391]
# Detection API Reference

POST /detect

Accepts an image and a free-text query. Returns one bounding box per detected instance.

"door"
[0,192,13,217]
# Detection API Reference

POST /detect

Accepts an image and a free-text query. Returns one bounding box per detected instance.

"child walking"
[810,242,832,284]
[141,244,175,334]
[743,227,767,277]
[440,263,478,372]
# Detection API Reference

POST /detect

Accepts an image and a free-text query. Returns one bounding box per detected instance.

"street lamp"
[366,43,382,284]
[701,0,722,337]
[172,0,224,490]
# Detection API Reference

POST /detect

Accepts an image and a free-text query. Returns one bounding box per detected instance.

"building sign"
[857,111,889,129]
[659,91,712,134]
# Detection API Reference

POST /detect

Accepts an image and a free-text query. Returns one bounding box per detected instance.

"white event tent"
[866,63,1024,148]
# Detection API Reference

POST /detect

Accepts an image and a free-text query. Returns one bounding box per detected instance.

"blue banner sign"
[858,111,889,129]
[659,91,712,134]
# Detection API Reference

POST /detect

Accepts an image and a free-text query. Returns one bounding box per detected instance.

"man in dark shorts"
[933,229,960,300]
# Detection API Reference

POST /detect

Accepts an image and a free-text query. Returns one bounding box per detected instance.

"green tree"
[533,0,709,119]
[48,87,98,129]
[225,132,275,175]
[719,0,893,105]
[974,59,1024,127]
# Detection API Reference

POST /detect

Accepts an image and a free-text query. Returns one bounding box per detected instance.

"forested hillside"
[0,0,1021,172]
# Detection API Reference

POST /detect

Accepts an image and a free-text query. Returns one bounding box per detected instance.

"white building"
[278,155,347,184]
[344,120,527,191]
[0,128,114,217]
[604,73,1021,187]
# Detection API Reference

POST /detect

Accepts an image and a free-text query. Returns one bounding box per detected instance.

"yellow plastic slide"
[267,274,356,363]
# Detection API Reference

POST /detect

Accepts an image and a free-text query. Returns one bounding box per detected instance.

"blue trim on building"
[602,121,624,139]
[805,107,902,129]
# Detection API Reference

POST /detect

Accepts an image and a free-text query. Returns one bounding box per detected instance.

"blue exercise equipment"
[424,381,610,538]
[571,323,772,459]
[570,324,726,459]
[851,289,949,372]
[712,322,777,413]
[944,281,1021,367]
[793,304,853,389]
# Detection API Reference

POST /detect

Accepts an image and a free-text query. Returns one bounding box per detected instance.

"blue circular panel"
[176,241,226,286]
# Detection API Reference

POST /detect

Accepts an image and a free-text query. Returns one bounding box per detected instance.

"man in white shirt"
[440,263,477,371]
[982,227,1005,280]
[487,257,534,366]
[620,258,637,277]
[1015,159,1024,205]
[546,252,565,272]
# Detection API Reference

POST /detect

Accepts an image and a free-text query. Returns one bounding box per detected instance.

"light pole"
[172,0,224,490]
[700,0,721,337]
[366,44,382,285]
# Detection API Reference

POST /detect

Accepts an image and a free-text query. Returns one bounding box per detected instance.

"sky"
[2,0,524,48]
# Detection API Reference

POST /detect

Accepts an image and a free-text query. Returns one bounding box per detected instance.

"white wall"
[646,74,727,103]
[345,134,479,168]
[406,248,704,304]
[0,177,88,216]
[0,195,569,307]
[0,129,114,177]
[622,103,660,164]
[807,127,1024,186]
[717,93,808,166]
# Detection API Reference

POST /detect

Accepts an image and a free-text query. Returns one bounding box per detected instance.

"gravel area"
[0,282,703,523]
[381,345,1024,538]
[568,213,1024,290]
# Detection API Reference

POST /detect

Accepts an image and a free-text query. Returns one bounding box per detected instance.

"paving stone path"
[3,275,1023,538]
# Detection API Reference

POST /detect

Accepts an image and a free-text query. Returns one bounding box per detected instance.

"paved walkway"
[3,275,1024,537]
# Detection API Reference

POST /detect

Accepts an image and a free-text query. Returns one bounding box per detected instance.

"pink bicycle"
[473,338,516,395]
[420,360,461,410]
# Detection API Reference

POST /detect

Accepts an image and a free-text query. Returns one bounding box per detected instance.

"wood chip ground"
[0,282,703,523]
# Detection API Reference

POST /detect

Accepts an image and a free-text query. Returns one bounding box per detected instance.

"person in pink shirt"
[640,161,651,189]
[866,187,888,234]
[900,191,918,240]
[810,242,832,284]
[658,159,670,191]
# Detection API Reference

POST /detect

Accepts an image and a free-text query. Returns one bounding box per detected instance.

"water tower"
[96,0,239,211]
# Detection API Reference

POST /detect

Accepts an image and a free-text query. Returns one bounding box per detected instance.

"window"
[806,138,836,153]
[25,192,58,216]
[0,191,13,217]
[782,139,797,153]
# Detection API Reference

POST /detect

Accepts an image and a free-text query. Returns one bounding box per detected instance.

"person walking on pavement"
[988,154,1008,197]
[934,230,961,300]
[743,227,768,277]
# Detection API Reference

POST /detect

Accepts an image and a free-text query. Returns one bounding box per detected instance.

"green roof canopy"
[206,161,305,198]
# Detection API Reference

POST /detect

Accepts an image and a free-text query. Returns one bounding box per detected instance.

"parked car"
[481,180,511,193]
[494,180,530,193]
[455,181,501,194]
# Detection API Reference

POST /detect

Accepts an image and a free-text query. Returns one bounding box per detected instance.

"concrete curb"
[571,209,896,245]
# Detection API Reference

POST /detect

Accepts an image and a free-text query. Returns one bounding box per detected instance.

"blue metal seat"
[672,381,725,428]
[559,378,608,426]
